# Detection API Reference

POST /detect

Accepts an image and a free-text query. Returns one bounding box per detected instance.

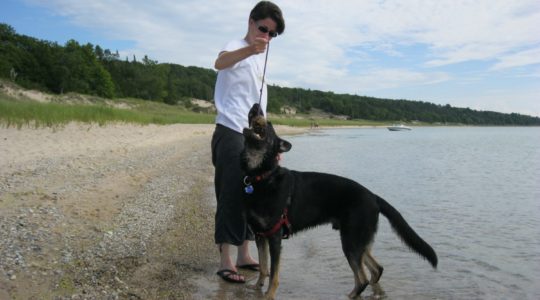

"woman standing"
[211,1,285,284]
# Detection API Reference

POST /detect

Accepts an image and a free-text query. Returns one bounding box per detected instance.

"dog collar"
[243,170,273,194]
[244,170,273,184]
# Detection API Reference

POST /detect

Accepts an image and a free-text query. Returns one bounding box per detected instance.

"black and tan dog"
[240,106,437,299]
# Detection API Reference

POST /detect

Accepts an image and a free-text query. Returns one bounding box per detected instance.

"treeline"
[269,86,539,125]
[1,23,539,125]
[0,23,215,105]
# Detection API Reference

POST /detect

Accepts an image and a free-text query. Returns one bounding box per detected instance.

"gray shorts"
[211,124,254,245]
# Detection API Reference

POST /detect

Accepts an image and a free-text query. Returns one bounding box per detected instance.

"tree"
[95,45,104,60]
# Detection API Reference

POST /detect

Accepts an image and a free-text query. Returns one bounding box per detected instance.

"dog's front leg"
[265,234,282,300]
[255,236,269,287]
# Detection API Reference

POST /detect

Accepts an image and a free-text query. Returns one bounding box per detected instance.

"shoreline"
[0,121,310,299]
[2,122,537,299]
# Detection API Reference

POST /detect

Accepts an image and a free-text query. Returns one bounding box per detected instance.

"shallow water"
[194,127,540,299]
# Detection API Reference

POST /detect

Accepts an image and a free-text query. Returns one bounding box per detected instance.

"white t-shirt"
[214,39,268,133]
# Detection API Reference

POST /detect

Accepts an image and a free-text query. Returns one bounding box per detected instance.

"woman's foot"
[236,256,258,266]
[236,240,259,269]
[216,269,245,283]
[218,243,246,283]
[236,263,260,271]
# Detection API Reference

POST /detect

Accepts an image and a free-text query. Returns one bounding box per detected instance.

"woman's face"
[248,17,278,42]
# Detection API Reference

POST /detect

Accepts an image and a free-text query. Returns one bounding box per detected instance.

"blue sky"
[2,0,540,116]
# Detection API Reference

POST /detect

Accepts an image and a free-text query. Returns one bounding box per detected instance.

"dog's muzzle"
[248,115,267,140]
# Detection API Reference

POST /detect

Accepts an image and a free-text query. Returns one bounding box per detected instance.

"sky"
[2,0,540,117]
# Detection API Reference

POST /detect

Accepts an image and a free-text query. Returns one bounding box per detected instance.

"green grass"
[0,96,215,128]
[0,85,391,128]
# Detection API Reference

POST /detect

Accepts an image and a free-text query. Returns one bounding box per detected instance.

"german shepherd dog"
[240,105,437,299]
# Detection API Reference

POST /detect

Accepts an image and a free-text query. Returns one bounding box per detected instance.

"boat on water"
[387,124,412,131]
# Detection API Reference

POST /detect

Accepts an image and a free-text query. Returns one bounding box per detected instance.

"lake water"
[194,127,540,299]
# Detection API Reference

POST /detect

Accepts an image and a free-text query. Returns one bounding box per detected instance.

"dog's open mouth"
[247,115,267,140]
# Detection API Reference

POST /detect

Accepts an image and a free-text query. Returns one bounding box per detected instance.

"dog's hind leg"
[363,248,384,284]
[341,232,369,299]
[346,251,369,299]
[255,236,269,288]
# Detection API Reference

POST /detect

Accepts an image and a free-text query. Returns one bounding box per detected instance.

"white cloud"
[491,47,540,70]
[26,0,540,69]
[453,89,540,117]
[22,0,540,116]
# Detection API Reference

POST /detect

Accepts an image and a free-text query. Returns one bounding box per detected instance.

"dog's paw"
[264,292,276,300]
[256,277,266,287]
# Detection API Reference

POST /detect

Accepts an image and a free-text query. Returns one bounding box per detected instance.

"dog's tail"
[377,196,438,268]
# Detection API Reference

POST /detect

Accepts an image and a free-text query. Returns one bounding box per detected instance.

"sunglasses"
[256,23,278,38]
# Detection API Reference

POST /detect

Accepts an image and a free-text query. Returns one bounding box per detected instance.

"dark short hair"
[249,1,285,35]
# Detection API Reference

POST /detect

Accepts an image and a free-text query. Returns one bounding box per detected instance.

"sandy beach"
[0,122,305,299]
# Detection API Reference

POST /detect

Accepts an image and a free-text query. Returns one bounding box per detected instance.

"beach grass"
[1,85,388,128]
[0,96,215,128]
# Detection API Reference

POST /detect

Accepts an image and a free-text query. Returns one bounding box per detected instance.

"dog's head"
[241,105,291,174]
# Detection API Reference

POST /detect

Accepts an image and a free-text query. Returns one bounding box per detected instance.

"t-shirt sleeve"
[221,39,245,53]
[219,39,248,69]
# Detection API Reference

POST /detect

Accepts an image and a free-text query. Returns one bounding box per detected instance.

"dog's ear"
[278,138,292,153]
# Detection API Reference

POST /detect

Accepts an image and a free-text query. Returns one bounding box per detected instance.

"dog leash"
[255,41,270,115]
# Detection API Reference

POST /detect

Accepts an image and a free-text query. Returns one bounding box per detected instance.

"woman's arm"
[214,37,268,70]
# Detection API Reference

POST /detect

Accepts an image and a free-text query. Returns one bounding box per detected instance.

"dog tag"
[244,185,254,194]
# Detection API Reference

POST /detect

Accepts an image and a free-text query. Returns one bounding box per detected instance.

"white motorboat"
[387,124,412,131]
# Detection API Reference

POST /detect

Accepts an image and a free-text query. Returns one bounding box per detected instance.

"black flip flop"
[236,263,260,271]
[216,269,245,284]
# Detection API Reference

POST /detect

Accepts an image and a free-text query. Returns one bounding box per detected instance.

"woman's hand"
[250,37,268,54]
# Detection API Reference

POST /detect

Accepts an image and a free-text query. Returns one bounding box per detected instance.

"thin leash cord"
[257,42,270,110]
